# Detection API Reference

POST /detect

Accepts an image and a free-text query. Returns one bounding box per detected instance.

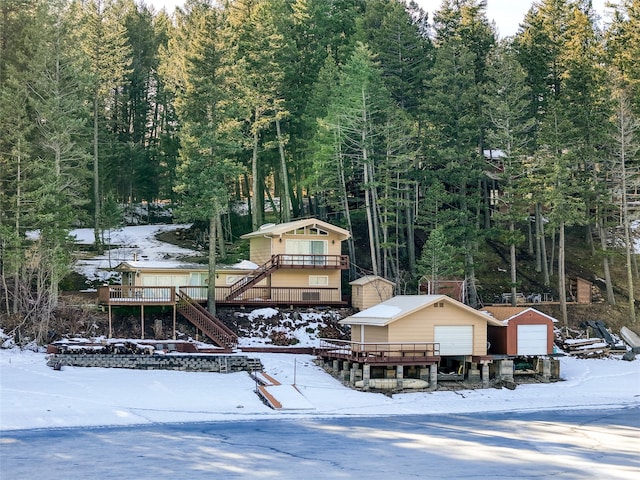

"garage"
[434,326,473,356]
[517,324,548,355]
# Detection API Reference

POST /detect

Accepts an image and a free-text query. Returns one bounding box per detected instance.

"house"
[319,295,503,389]
[101,218,351,307]
[482,306,557,356]
[350,275,395,311]
[234,218,351,304]
[97,218,351,347]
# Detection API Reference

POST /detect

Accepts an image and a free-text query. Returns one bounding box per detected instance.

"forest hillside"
[2,0,640,343]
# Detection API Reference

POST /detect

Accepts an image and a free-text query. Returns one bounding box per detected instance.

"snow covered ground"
[1,348,639,432]
[67,224,196,284]
[3,224,638,432]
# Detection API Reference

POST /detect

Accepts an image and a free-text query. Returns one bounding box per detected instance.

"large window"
[285,239,328,265]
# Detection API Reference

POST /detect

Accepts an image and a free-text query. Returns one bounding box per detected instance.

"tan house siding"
[250,237,272,265]
[351,277,395,310]
[350,325,390,343]
[372,303,489,356]
[270,270,340,289]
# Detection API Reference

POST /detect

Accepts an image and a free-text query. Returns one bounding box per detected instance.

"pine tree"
[170,0,242,312]
[483,39,534,305]
[69,0,132,253]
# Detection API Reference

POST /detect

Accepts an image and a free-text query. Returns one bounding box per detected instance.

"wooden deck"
[98,285,347,307]
[318,339,440,366]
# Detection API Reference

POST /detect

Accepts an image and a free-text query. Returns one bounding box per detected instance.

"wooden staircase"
[225,256,279,300]
[225,254,349,301]
[176,291,237,350]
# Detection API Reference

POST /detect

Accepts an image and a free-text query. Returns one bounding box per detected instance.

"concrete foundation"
[497,359,514,382]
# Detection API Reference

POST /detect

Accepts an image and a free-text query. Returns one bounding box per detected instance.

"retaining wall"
[47,353,262,373]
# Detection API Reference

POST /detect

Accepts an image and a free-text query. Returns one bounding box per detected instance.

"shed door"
[434,326,473,356]
[517,324,548,355]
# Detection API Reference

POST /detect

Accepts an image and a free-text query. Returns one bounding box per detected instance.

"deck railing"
[98,285,175,304]
[98,285,343,305]
[275,254,349,269]
[319,338,440,363]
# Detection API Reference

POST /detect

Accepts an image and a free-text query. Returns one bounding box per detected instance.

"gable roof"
[481,306,558,324]
[241,218,351,241]
[349,275,395,286]
[340,295,503,327]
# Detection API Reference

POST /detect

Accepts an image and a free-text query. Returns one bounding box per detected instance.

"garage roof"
[481,306,558,324]
[340,295,503,327]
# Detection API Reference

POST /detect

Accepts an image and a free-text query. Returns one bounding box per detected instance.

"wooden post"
[172,304,176,340]
[141,304,145,339]
[108,304,112,339]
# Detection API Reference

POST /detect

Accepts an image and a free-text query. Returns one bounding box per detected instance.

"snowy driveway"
[1,407,638,479]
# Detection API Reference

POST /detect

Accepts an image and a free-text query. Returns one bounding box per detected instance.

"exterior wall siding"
[362,325,390,343]
[250,237,272,265]
[506,312,553,355]
[353,282,394,310]
[270,270,341,289]
[386,303,489,356]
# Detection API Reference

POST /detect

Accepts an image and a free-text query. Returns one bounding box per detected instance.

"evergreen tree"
[69,0,132,253]
[483,39,534,305]
[171,0,242,312]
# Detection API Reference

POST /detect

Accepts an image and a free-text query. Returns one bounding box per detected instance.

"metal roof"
[349,275,395,286]
[340,295,503,327]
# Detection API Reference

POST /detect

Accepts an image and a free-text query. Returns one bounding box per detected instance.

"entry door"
[434,326,473,356]
[517,324,548,355]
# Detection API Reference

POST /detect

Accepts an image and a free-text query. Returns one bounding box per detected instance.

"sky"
[145,0,617,38]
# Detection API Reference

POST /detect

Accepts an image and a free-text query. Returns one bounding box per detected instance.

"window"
[189,272,208,285]
[225,275,241,285]
[285,239,328,265]
[309,275,328,286]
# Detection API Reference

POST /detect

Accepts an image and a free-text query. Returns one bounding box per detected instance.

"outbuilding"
[350,275,395,311]
[328,295,504,387]
[482,306,557,356]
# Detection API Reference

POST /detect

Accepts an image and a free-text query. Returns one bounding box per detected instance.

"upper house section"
[240,218,351,266]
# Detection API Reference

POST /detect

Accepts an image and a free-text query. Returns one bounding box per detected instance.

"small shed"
[482,306,557,356]
[350,275,395,311]
[569,277,592,304]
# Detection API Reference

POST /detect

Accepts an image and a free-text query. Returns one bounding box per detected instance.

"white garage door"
[517,324,548,355]
[434,326,473,356]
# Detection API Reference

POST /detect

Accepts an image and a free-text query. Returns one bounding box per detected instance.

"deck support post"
[108,304,112,339]
[332,359,339,373]
[482,363,490,387]
[172,305,176,340]
[396,365,404,388]
[429,363,437,390]
[141,304,145,339]
[341,361,350,381]
[349,363,359,385]
[362,364,370,388]
[498,359,514,382]
[542,358,551,382]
